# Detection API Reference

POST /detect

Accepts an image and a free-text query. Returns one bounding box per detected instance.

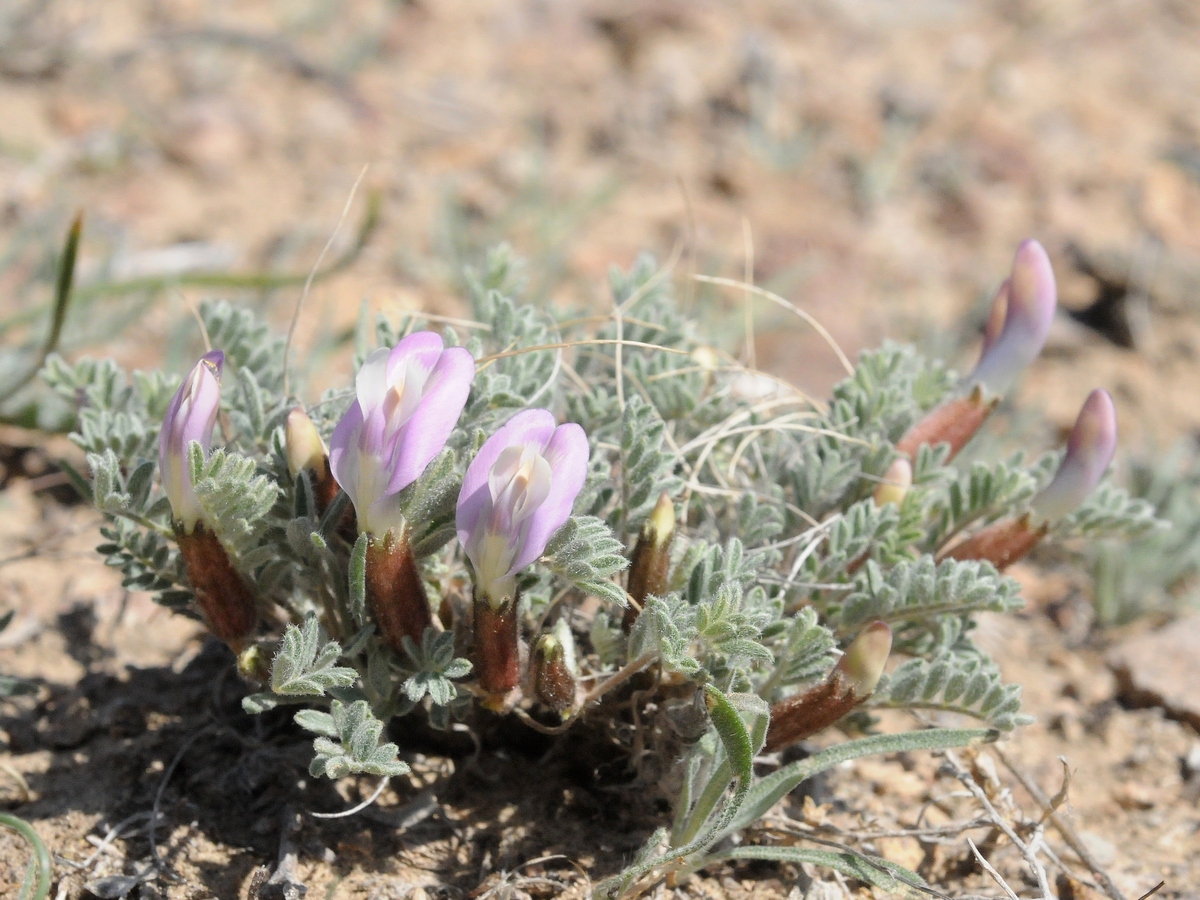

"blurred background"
[3,0,1200,438]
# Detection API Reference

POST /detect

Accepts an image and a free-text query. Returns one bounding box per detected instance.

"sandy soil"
[2,1,1199,898]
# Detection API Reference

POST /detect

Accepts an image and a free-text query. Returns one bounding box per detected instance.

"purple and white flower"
[329,332,474,536]
[159,350,223,533]
[966,239,1057,396]
[457,409,589,605]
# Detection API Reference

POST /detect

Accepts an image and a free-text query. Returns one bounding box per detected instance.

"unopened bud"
[967,239,1057,397]
[691,346,720,371]
[873,458,912,507]
[833,621,892,696]
[896,241,1057,462]
[941,389,1118,571]
[365,527,434,653]
[623,492,677,632]
[1032,389,1117,523]
[286,408,328,480]
[531,621,579,716]
[237,643,271,683]
[175,522,257,651]
[764,621,892,753]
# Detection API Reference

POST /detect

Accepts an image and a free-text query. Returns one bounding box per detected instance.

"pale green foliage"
[399,630,473,710]
[1090,445,1200,625]
[302,699,410,779]
[57,244,1165,898]
[832,557,1022,635]
[877,648,1030,731]
[544,515,630,607]
[187,443,280,566]
[271,619,358,697]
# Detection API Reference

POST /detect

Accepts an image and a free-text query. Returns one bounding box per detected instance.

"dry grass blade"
[694,274,855,375]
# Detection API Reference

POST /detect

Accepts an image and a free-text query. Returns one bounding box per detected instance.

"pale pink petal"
[386,345,475,493]
[509,422,589,574]
[456,408,556,546]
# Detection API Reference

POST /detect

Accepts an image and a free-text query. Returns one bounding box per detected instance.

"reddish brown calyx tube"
[938,513,1048,571]
[175,522,258,652]
[530,631,578,716]
[365,527,434,652]
[474,593,521,711]
[623,492,676,632]
[895,387,998,462]
[765,621,892,753]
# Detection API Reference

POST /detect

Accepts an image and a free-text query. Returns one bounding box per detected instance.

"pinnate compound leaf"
[271,618,358,697]
[309,699,409,779]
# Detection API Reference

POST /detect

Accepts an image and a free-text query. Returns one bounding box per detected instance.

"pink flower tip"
[329,332,475,536]
[1032,388,1118,522]
[159,350,224,532]
[967,239,1057,397]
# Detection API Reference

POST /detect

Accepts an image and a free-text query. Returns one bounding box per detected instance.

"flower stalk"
[160,351,258,649]
[330,332,474,651]
[159,350,224,534]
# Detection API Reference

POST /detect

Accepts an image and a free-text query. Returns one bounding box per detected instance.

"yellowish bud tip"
[237,644,271,682]
[836,621,892,696]
[286,407,328,479]
[645,492,676,546]
[873,458,912,507]
[534,633,561,660]
[691,346,720,370]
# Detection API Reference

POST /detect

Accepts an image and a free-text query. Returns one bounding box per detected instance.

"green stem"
[0,813,52,900]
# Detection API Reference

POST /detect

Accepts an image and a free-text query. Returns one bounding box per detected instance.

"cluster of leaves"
[53,245,1161,898]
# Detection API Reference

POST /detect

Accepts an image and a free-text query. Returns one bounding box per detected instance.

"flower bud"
[287,407,343,519]
[623,492,676,631]
[1032,389,1117,523]
[365,527,434,652]
[286,408,327,480]
[941,390,1117,571]
[531,621,579,716]
[159,350,223,534]
[833,620,892,696]
[872,458,912,507]
[237,643,272,683]
[764,621,891,753]
[966,240,1057,397]
[896,241,1057,462]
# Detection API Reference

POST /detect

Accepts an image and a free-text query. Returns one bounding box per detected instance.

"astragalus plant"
[45,239,1155,896]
